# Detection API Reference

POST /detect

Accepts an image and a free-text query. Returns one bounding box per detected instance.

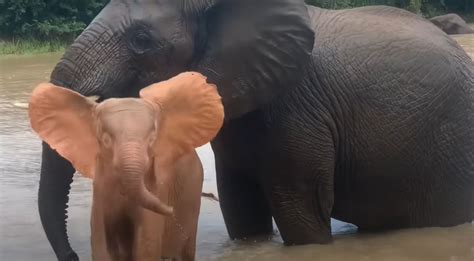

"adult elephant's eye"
[129,30,153,55]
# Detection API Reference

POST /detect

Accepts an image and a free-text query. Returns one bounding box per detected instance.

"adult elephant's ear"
[194,0,314,119]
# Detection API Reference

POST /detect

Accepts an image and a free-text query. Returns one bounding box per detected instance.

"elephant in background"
[29,73,224,261]
[429,13,474,34]
[37,0,473,260]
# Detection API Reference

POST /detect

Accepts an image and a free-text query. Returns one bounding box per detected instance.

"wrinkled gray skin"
[429,13,474,35]
[39,1,474,260]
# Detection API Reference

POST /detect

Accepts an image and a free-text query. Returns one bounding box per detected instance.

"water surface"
[0,33,473,261]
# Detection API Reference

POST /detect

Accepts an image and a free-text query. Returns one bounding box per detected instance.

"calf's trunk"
[119,145,173,215]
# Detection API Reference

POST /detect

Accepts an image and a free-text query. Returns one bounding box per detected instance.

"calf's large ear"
[140,72,224,162]
[28,83,98,179]
[192,0,314,119]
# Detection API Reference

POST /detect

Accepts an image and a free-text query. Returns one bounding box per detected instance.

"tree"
[0,0,108,40]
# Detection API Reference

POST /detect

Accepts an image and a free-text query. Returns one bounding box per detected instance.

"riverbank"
[0,39,69,56]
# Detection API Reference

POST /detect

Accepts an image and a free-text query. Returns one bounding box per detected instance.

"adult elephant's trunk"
[119,145,173,215]
[38,143,78,261]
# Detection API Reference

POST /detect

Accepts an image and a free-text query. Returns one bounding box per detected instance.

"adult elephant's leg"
[211,110,273,239]
[39,142,78,261]
[263,123,335,245]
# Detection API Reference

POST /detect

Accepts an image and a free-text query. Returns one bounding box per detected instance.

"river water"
[0,32,473,261]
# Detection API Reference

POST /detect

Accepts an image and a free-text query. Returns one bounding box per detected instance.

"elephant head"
[29,72,224,215]
[50,0,314,119]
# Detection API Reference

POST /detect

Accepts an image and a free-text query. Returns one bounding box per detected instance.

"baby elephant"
[29,72,224,261]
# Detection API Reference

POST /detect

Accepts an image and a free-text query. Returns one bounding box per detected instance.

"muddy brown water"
[1,33,473,261]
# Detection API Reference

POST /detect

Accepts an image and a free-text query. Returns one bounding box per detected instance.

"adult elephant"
[38,0,474,260]
[429,13,474,35]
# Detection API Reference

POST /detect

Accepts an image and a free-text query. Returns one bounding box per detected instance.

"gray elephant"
[37,1,474,260]
[429,13,474,34]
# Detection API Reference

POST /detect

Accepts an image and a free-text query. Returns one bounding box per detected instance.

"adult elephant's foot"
[215,154,273,239]
[217,176,274,240]
[262,119,336,245]
[59,250,79,261]
[270,184,333,245]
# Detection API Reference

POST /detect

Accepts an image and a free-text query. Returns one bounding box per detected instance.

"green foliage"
[306,0,353,9]
[406,0,422,14]
[0,0,108,40]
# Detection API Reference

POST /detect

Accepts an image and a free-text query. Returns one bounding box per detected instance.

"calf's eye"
[102,133,113,148]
